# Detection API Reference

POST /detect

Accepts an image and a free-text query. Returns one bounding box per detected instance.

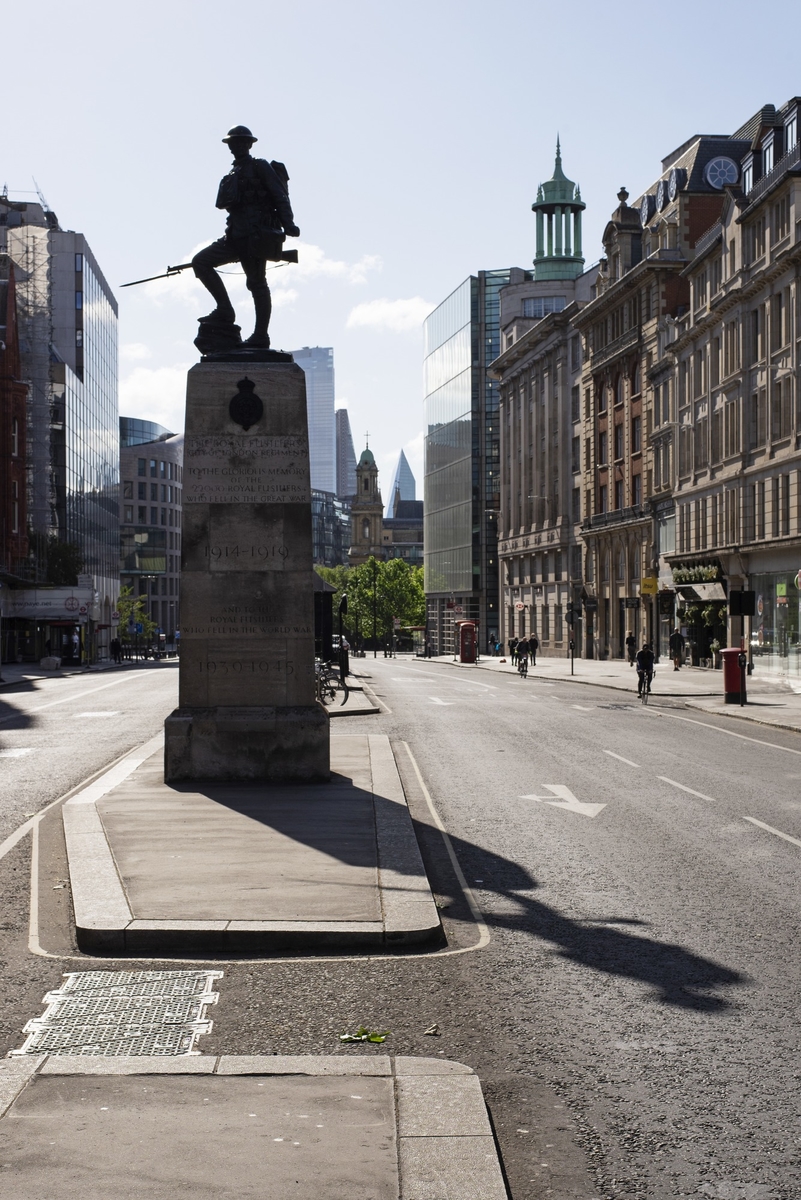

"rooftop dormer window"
[785,111,798,152]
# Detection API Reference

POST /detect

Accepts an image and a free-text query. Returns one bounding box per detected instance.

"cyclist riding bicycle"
[635,642,655,696]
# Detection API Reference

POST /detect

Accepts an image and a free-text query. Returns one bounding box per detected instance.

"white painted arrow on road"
[522,784,606,819]
[429,696,454,705]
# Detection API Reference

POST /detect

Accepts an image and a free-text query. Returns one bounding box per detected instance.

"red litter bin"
[721,647,746,704]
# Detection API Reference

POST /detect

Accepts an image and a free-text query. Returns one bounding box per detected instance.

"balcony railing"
[589,326,640,368]
[740,141,801,214]
[581,504,648,531]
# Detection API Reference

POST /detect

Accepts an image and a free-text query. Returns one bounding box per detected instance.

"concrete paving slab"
[1,1056,507,1200]
[63,733,441,953]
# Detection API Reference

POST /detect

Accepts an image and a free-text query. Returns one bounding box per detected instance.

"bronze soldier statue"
[192,125,300,353]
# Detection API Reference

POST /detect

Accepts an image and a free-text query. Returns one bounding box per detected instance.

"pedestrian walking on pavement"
[625,630,637,666]
[528,634,538,666]
[110,637,122,665]
[509,637,518,664]
[669,627,685,671]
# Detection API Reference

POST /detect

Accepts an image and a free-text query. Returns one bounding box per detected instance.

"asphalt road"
[1,655,800,1199]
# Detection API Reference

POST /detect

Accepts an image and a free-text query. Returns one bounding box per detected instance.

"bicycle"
[315,659,350,706]
[517,654,528,679]
[638,669,653,704]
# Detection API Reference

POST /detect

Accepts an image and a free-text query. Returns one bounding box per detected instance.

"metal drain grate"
[9,970,222,1057]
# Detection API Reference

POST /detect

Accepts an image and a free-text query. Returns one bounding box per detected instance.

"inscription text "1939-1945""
[197,660,298,675]
[205,544,290,560]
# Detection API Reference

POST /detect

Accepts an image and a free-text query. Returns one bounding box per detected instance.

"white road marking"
[743,816,801,849]
[640,708,801,755]
[429,697,454,706]
[604,750,640,768]
[73,711,120,719]
[572,705,594,711]
[658,776,717,802]
[0,670,154,725]
[522,784,606,819]
[0,748,34,758]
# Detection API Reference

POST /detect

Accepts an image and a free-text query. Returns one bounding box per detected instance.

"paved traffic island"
[62,734,440,954]
[0,1054,507,1200]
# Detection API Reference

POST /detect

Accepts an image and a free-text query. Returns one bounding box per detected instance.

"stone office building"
[493,144,597,657]
[666,97,801,679]
[572,125,754,659]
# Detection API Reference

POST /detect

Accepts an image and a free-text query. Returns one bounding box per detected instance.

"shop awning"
[676,582,726,601]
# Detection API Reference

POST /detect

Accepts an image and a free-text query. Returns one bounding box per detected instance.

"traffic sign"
[135,622,144,634]
[515,602,525,610]
[78,605,88,615]
[111,610,120,622]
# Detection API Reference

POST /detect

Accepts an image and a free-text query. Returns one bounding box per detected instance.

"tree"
[116,586,157,645]
[316,559,425,646]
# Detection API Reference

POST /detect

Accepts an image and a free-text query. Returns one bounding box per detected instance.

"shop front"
[2,587,97,664]
[750,570,801,680]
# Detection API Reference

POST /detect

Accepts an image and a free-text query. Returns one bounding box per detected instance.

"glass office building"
[291,346,336,493]
[424,270,510,653]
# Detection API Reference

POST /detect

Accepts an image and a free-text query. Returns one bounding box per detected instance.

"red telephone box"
[458,621,477,664]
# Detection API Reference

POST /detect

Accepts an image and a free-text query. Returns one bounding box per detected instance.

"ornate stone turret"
[531,138,586,281]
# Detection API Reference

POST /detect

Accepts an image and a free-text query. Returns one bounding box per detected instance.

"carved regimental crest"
[229,378,264,430]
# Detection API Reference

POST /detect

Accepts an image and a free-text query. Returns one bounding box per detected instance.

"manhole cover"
[10,970,221,1057]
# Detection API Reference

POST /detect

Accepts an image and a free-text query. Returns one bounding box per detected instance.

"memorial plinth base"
[165,705,329,783]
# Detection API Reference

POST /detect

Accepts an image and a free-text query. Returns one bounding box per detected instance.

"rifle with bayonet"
[121,248,298,288]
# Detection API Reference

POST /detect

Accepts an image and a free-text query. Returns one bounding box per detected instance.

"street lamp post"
[372,558,378,659]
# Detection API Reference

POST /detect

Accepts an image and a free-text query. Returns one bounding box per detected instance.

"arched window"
[363,477,369,492]
[631,362,641,395]
[617,547,626,580]
[362,518,370,540]
[615,376,623,406]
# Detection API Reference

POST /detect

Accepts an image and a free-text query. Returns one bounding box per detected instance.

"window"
[150,459,157,477]
[741,162,753,194]
[150,483,158,501]
[124,505,133,522]
[694,271,708,310]
[75,253,83,273]
[711,257,722,295]
[362,518,370,539]
[522,296,566,318]
[770,293,784,352]
[11,417,18,456]
[541,605,550,641]
[571,385,580,422]
[724,397,740,457]
[614,480,624,510]
[598,386,607,414]
[571,436,581,473]
[631,363,641,395]
[711,336,721,386]
[614,423,624,460]
[631,415,641,453]
[771,378,792,441]
[572,487,581,521]
[599,484,608,514]
[570,337,581,372]
[786,113,798,151]
[616,546,625,578]
[138,505,146,523]
[11,481,18,533]
[123,480,133,499]
[750,391,767,448]
[161,508,167,525]
[161,484,167,502]
[137,458,146,476]
[598,431,607,465]
[773,195,791,242]
[554,551,563,580]
[614,377,623,406]
[632,473,642,506]
[138,482,146,500]
[160,461,167,479]
[151,506,158,523]
[763,141,774,175]
[75,291,83,310]
[729,239,736,276]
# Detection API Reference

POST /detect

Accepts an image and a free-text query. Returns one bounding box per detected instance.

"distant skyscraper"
[387,449,416,513]
[335,408,357,499]
[291,346,335,493]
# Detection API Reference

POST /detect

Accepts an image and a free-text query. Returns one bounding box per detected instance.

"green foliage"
[672,564,721,584]
[316,559,425,644]
[683,603,702,625]
[29,533,83,586]
[116,585,157,644]
[702,601,726,627]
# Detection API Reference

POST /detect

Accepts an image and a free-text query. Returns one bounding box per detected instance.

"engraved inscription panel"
[183,434,311,504]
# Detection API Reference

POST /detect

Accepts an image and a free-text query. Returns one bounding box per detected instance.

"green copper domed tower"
[532,138,585,281]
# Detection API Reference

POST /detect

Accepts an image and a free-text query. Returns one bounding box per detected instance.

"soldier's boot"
[192,258,236,324]
[243,284,272,347]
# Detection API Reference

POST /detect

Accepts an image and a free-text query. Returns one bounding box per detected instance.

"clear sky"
[4,0,800,492]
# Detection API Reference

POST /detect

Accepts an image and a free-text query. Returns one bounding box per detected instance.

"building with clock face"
[571,124,757,660]
[665,96,801,680]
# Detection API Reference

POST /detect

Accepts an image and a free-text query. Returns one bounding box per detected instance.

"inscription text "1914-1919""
[204,544,290,560]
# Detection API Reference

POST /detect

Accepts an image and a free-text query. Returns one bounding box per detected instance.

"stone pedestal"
[164,361,329,782]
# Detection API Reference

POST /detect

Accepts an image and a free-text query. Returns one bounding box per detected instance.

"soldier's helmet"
[222,125,257,144]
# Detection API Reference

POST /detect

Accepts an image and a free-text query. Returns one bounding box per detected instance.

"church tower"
[531,138,586,281]
[348,445,385,566]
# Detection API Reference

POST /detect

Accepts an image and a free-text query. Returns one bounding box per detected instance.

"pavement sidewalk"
[62,733,441,954]
[0,1053,507,1200]
[423,653,801,735]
